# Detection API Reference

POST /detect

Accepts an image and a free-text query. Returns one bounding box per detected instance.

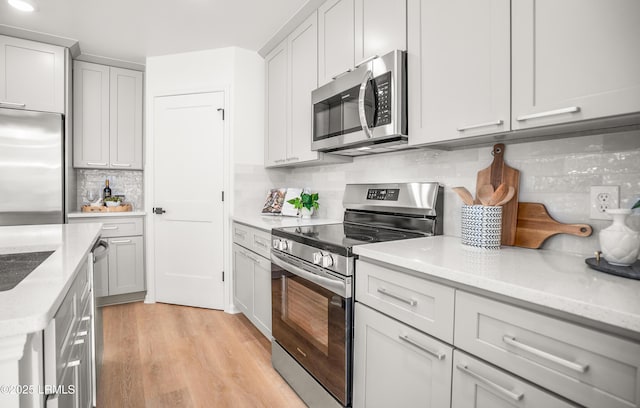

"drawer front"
[355,260,455,343]
[232,223,252,248]
[452,350,578,408]
[251,229,271,258]
[69,216,143,237]
[45,277,79,385]
[455,291,640,408]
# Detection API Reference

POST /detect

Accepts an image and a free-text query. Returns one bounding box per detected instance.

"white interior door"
[152,92,225,309]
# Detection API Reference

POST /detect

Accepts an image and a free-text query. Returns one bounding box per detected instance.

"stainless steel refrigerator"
[0,108,64,226]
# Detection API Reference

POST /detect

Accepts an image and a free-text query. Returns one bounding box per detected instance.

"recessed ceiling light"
[8,0,36,12]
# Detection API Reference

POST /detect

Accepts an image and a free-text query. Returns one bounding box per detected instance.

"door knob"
[153,207,166,215]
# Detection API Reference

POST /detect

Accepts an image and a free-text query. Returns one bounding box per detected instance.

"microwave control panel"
[374,72,392,127]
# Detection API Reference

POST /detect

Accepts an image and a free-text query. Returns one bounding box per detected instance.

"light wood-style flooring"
[97,302,306,407]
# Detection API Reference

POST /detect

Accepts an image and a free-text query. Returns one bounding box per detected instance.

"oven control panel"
[366,188,400,201]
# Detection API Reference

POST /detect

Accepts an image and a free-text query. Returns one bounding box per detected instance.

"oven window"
[283,279,329,354]
[313,94,343,141]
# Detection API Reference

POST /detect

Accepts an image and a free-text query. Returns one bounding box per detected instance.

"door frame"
[144,86,233,311]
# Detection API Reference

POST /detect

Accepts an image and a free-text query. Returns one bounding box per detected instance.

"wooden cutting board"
[514,203,592,249]
[476,144,520,245]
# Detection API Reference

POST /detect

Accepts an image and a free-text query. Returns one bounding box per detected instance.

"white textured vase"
[300,207,314,219]
[599,209,640,266]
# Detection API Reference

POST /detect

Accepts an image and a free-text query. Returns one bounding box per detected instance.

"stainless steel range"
[270,182,443,407]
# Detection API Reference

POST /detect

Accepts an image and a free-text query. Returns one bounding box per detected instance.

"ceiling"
[0,0,307,64]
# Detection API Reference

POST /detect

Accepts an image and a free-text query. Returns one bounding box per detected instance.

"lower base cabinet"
[353,302,453,408]
[452,351,577,408]
[232,243,272,338]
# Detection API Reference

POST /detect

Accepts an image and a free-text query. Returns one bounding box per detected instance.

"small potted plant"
[287,191,319,219]
[104,196,122,207]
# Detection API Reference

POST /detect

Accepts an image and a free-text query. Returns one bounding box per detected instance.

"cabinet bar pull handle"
[111,163,132,167]
[0,101,26,107]
[355,55,379,68]
[398,335,445,360]
[77,330,88,337]
[332,68,353,80]
[73,339,85,345]
[67,360,81,368]
[457,120,504,132]
[502,335,589,373]
[286,157,299,161]
[111,239,132,244]
[255,240,268,248]
[516,106,580,121]
[102,226,118,230]
[377,287,417,306]
[81,316,90,321]
[456,364,524,401]
[274,159,286,163]
[234,230,247,236]
[87,162,108,166]
[245,253,260,263]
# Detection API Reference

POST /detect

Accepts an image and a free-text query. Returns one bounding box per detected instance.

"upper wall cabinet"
[73,61,143,169]
[265,12,351,168]
[318,0,407,86]
[354,0,407,66]
[0,35,65,113]
[511,0,640,130]
[408,0,510,145]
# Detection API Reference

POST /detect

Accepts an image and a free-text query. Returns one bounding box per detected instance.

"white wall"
[144,47,266,312]
[259,130,640,257]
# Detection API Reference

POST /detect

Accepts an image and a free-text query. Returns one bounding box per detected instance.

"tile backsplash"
[76,169,144,211]
[259,130,640,256]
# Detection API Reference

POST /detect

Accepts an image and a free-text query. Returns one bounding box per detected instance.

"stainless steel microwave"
[311,50,407,156]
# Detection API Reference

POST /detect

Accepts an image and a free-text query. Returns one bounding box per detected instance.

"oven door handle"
[271,253,349,298]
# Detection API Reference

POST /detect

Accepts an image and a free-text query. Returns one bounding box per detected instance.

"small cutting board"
[514,203,592,249]
[476,144,520,245]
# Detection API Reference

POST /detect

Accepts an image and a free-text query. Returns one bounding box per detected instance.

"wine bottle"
[103,179,112,205]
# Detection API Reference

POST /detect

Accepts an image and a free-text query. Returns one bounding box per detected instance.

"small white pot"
[599,209,640,266]
[300,207,315,219]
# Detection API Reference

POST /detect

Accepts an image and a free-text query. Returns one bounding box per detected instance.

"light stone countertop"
[232,211,341,232]
[0,223,102,337]
[353,235,640,337]
[68,211,146,218]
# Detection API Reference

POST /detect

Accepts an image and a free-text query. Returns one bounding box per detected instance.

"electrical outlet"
[590,186,619,220]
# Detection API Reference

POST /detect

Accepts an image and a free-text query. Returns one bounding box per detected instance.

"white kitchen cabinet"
[265,13,351,168]
[353,302,453,408]
[69,216,145,302]
[265,41,288,166]
[0,35,65,114]
[408,0,510,145]
[452,351,578,408]
[318,0,355,86]
[73,61,143,169]
[232,222,272,338]
[512,0,640,130]
[354,0,406,66]
[107,236,144,295]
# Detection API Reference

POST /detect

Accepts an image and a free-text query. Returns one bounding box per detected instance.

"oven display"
[366,188,400,201]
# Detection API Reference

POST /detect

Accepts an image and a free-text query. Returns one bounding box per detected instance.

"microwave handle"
[358,70,374,139]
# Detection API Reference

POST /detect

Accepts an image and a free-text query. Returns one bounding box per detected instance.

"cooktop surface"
[274,222,427,254]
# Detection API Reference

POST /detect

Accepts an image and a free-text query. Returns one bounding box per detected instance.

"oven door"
[271,252,352,406]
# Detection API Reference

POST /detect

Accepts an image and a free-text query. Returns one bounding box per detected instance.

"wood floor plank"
[97,302,306,408]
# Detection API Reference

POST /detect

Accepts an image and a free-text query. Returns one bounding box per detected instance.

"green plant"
[287,192,319,211]
[633,199,640,210]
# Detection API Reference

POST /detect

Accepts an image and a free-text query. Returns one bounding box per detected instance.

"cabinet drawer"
[355,260,455,343]
[44,278,79,385]
[232,223,252,247]
[252,229,271,258]
[455,291,640,408]
[70,216,143,237]
[452,350,578,408]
